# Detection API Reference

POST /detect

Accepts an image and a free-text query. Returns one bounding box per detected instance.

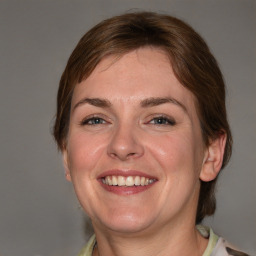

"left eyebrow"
[140,97,187,112]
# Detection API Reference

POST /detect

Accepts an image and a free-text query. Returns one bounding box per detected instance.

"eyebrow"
[140,97,187,112]
[73,97,187,112]
[73,98,112,111]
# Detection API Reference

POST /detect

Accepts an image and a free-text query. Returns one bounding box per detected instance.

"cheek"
[146,130,204,197]
[67,131,107,175]
[147,133,197,171]
[145,133,202,216]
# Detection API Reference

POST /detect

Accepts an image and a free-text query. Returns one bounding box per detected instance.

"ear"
[63,149,72,182]
[200,133,227,182]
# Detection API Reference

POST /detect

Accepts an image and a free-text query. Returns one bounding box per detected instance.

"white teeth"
[102,175,156,186]
[117,176,126,186]
[125,176,134,186]
[134,176,141,186]
[140,176,145,186]
[112,175,118,185]
[106,176,112,185]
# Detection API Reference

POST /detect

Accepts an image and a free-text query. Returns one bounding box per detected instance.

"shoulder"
[197,225,250,256]
[212,237,250,256]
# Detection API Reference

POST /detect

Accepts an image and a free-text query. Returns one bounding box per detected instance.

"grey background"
[0,0,255,255]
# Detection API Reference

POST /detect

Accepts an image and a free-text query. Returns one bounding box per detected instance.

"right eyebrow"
[72,98,112,112]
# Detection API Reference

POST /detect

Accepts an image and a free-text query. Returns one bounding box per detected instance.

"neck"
[92,221,208,256]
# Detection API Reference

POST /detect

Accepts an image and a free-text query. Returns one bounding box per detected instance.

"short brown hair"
[53,11,232,223]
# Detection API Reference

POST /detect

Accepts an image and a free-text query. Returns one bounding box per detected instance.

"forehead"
[72,47,196,110]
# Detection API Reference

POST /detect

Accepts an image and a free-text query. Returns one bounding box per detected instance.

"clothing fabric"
[78,226,249,256]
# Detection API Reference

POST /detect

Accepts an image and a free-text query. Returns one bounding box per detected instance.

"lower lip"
[99,180,156,195]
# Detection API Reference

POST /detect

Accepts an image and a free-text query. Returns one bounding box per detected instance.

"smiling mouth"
[102,175,157,186]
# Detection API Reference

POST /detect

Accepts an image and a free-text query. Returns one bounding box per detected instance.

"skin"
[63,47,226,256]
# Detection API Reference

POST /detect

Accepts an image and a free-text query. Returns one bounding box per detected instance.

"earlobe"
[63,149,72,182]
[200,133,227,182]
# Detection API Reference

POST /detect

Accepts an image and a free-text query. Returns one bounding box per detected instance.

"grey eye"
[150,117,176,125]
[81,117,106,125]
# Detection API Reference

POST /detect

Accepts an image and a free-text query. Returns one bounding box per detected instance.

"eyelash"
[148,115,176,126]
[80,115,176,126]
[80,116,107,126]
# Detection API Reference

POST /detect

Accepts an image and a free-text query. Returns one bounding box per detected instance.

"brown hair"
[53,11,232,223]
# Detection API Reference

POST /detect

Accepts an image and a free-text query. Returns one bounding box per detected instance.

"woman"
[53,12,248,256]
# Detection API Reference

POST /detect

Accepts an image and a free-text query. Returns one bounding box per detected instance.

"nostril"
[109,150,144,161]
[127,152,136,157]
[109,152,137,160]
[107,129,144,160]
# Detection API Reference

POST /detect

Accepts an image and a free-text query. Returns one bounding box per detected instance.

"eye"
[148,116,176,126]
[80,117,107,126]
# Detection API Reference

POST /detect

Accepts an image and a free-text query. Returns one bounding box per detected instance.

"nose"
[107,123,144,161]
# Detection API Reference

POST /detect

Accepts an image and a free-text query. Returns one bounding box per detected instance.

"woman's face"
[64,48,209,234]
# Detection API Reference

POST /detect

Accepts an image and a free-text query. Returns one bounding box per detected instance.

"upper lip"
[98,169,157,180]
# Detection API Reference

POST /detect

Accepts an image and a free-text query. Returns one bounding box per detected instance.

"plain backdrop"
[0,1,255,255]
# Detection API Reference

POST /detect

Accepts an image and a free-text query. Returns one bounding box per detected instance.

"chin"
[102,220,152,234]
[93,208,156,234]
